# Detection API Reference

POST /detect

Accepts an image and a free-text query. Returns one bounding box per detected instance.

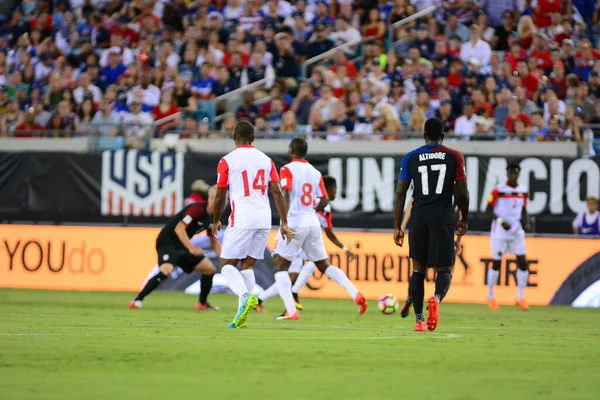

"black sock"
[292,292,299,303]
[410,272,425,322]
[435,269,452,303]
[199,274,214,304]
[135,272,167,301]
[406,285,412,304]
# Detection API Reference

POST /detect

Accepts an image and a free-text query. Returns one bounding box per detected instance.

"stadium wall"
[1,151,598,233]
[0,225,598,307]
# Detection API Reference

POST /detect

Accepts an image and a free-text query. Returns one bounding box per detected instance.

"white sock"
[258,282,280,302]
[221,265,249,307]
[240,269,255,294]
[292,261,317,293]
[274,271,297,315]
[325,266,358,300]
[487,268,500,300]
[516,269,529,300]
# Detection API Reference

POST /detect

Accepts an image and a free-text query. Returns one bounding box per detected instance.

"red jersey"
[505,113,531,132]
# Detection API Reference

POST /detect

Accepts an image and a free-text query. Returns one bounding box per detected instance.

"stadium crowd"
[0,0,598,153]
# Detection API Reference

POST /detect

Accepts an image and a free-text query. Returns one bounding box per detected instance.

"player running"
[212,121,293,328]
[394,117,469,332]
[270,137,367,320]
[485,163,532,312]
[128,187,222,309]
[256,175,356,312]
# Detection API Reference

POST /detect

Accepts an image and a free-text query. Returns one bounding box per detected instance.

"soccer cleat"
[254,303,267,312]
[515,299,529,311]
[400,301,412,318]
[426,296,439,332]
[274,311,300,320]
[294,300,304,311]
[227,322,236,329]
[488,298,500,311]
[414,321,426,332]
[128,300,142,309]
[354,292,368,315]
[196,302,220,311]
[230,294,258,328]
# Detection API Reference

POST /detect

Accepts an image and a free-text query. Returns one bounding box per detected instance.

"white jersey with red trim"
[280,159,327,228]
[487,182,528,236]
[317,204,333,229]
[216,145,279,229]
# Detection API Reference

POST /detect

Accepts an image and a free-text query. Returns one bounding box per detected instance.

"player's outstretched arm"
[455,180,470,236]
[324,228,356,261]
[394,179,411,246]
[212,187,228,234]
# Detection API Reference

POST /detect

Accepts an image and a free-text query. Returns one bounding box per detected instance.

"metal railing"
[388,5,438,47]
[301,37,363,79]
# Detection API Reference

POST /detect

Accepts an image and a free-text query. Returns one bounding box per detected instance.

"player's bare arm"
[209,231,222,258]
[400,198,414,232]
[455,180,469,236]
[394,179,411,247]
[174,221,203,256]
[521,206,533,233]
[485,202,511,230]
[212,186,228,234]
[314,194,329,213]
[270,181,294,243]
[324,228,356,261]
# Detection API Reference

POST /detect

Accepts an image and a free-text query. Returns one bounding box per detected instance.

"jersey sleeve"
[398,153,412,181]
[317,175,328,198]
[280,165,293,190]
[487,187,499,206]
[453,150,467,181]
[269,159,280,184]
[216,158,229,188]
[182,203,205,225]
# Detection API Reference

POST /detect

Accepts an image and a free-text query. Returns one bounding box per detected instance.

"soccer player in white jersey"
[212,121,293,329]
[271,137,367,320]
[255,175,356,312]
[485,163,532,312]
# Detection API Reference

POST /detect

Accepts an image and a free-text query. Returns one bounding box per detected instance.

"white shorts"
[274,225,328,263]
[491,229,527,259]
[288,256,305,273]
[221,226,269,260]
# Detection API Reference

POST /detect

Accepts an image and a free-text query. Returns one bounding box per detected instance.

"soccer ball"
[378,294,399,315]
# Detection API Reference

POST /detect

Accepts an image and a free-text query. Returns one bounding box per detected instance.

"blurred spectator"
[505,98,532,132]
[363,9,386,43]
[221,113,239,134]
[123,100,153,138]
[99,47,127,88]
[153,91,180,133]
[237,92,260,123]
[91,99,119,136]
[572,196,600,235]
[128,73,161,108]
[212,65,239,97]
[14,107,44,137]
[454,100,477,137]
[73,72,101,105]
[331,16,361,57]
[290,81,316,125]
[281,111,302,134]
[460,25,492,66]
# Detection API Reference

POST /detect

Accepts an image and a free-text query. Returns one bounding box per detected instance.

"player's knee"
[159,263,174,276]
[516,257,528,271]
[436,266,452,276]
[314,259,330,273]
[491,260,501,271]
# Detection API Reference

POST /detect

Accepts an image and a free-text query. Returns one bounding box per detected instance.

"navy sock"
[199,274,214,304]
[410,272,426,322]
[435,269,452,303]
[135,272,167,301]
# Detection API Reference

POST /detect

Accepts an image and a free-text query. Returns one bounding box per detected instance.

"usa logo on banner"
[101,150,184,216]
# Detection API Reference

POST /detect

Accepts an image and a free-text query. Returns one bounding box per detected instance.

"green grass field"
[1,289,599,400]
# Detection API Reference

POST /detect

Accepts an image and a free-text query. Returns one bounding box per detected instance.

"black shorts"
[156,244,205,274]
[409,223,455,267]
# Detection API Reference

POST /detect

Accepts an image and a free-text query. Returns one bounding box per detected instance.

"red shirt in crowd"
[530,49,553,71]
[535,0,565,28]
[521,74,540,99]
[448,72,462,89]
[111,26,139,46]
[14,123,44,137]
[222,52,250,67]
[505,113,532,132]
[329,62,359,79]
[550,76,568,99]
[475,102,494,116]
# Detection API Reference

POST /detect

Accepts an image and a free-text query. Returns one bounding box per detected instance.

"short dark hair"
[424,117,444,141]
[322,175,337,189]
[507,162,521,171]
[289,137,308,157]
[234,121,255,141]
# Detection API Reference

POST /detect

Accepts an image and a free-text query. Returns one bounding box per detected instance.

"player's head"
[289,137,308,159]
[423,117,445,143]
[587,196,599,213]
[322,175,337,200]
[190,179,209,197]
[506,162,521,185]
[233,121,255,145]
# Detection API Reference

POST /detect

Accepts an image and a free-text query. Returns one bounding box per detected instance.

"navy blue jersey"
[399,144,466,224]
[156,203,211,248]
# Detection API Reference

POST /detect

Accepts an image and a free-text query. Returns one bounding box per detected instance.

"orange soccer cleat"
[414,321,427,332]
[515,299,529,311]
[127,300,142,309]
[254,303,267,313]
[488,298,500,311]
[426,296,439,332]
[196,302,220,311]
[274,312,300,320]
[354,292,368,315]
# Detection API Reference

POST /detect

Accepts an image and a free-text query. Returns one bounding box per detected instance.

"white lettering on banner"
[325,156,599,216]
[479,158,507,211]
[520,158,548,214]
[101,150,184,216]
[466,157,479,212]
[549,159,564,214]
[329,157,360,212]
[567,159,600,213]
[362,157,395,212]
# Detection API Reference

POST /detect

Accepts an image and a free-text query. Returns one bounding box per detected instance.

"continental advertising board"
[1,225,598,306]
